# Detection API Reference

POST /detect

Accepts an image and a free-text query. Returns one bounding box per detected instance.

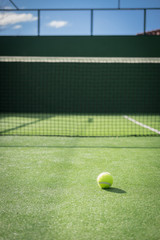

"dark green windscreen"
[0,36,160,57]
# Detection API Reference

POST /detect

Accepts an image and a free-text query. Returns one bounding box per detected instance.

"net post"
[90,9,93,36]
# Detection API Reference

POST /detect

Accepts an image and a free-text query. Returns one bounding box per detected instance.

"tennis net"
[0,56,160,136]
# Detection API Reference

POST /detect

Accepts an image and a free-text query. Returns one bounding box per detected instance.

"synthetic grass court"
[0,136,160,240]
[0,114,160,136]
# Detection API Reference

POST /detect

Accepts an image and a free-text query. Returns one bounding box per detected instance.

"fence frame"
[0,7,160,36]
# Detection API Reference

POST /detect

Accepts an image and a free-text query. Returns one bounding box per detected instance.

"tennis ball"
[97,172,113,189]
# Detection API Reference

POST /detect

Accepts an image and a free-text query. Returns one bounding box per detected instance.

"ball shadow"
[103,187,126,194]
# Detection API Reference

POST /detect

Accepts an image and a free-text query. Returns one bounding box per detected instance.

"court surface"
[0,113,160,137]
[0,136,160,240]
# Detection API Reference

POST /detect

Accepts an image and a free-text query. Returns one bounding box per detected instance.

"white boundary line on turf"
[124,115,160,135]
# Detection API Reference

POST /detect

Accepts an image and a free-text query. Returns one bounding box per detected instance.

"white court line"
[124,115,160,135]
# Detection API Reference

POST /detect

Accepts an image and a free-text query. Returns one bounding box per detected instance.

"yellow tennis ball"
[97,172,113,189]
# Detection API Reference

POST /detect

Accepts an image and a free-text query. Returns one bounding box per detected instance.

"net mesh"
[0,56,160,137]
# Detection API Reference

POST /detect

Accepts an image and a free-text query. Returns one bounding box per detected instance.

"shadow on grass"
[103,187,126,194]
[0,116,52,135]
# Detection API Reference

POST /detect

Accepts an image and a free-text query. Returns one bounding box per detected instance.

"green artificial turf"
[0,136,160,240]
[0,113,160,136]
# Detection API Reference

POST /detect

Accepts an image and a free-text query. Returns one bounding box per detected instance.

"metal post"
[9,0,19,9]
[118,0,120,9]
[38,10,40,36]
[91,9,93,36]
[144,9,146,35]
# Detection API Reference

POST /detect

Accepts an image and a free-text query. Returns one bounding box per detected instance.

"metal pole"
[144,9,146,35]
[0,7,160,11]
[91,9,93,36]
[9,0,19,9]
[38,10,40,36]
[118,0,120,9]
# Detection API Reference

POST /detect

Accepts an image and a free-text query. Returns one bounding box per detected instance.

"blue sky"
[0,0,160,35]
